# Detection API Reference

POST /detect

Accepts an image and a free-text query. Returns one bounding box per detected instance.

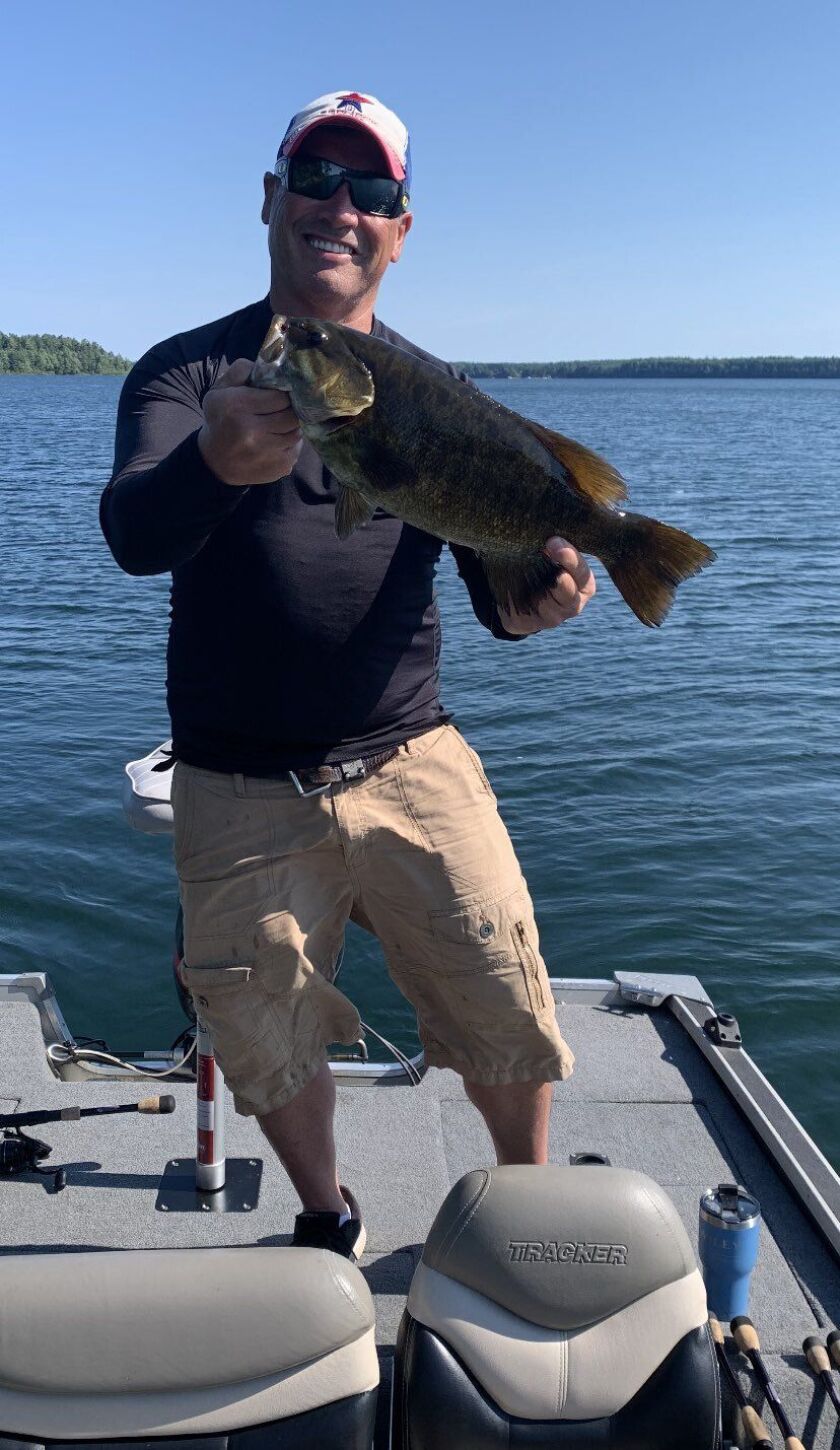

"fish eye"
[304,325,327,346]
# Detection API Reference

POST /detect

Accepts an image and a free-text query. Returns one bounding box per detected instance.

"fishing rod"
[802,1337,840,1420]
[828,1329,840,1371]
[731,1316,805,1450]
[1,1096,177,1193]
[0,1095,176,1128]
[708,1317,773,1450]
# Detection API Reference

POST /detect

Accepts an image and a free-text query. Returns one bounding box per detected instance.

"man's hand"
[197,358,303,486]
[497,538,596,635]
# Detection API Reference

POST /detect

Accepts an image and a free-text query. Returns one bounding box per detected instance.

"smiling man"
[101,91,591,1260]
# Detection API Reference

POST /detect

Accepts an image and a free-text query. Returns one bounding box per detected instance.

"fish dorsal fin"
[521,418,628,507]
[335,486,375,540]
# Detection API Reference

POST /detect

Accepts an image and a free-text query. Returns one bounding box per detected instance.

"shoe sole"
[340,1183,366,1260]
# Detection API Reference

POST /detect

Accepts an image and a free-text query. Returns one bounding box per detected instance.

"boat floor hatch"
[1,979,840,1447]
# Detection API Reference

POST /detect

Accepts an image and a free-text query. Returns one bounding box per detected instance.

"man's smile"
[304,233,358,257]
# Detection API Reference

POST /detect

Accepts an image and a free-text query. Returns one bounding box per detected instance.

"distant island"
[0,333,133,375]
[458,356,840,379]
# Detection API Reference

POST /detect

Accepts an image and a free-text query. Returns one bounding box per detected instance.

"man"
[101,91,593,1260]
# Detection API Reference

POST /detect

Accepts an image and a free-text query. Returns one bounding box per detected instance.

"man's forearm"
[100,430,246,576]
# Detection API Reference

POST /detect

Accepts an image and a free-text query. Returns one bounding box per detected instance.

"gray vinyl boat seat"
[394,1165,721,1448]
[0,1246,379,1447]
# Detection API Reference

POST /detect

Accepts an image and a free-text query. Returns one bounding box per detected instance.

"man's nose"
[320,182,359,224]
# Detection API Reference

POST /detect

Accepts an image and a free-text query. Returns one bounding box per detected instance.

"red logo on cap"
[337,92,371,111]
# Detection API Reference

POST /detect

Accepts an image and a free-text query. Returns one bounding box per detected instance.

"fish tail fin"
[600,512,716,627]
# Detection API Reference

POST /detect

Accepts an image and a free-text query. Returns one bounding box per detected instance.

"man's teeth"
[307,237,354,254]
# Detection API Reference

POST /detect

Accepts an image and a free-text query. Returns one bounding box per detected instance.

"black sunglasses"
[274,154,409,219]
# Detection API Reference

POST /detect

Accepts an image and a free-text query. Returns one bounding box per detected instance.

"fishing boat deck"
[2,972,840,1448]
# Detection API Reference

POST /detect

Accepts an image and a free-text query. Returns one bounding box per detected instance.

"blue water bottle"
[699,1182,761,1321]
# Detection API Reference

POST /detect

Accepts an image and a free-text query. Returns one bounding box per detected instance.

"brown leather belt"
[288,747,399,797]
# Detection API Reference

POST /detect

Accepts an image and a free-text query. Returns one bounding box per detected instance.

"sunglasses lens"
[288,156,342,200]
[349,178,402,217]
[286,156,403,218]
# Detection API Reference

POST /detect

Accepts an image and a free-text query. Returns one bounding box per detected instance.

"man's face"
[262,125,412,321]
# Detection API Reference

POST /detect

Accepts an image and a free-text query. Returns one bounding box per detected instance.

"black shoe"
[292,1185,366,1261]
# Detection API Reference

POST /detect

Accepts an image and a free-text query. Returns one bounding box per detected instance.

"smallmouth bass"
[250,315,715,626]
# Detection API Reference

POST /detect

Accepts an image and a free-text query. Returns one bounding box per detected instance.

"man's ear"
[390,211,413,264]
[261,173,275,225]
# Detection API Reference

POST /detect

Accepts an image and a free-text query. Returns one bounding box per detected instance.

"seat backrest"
[394,1165,720,1449]
[0,1246,378,1448]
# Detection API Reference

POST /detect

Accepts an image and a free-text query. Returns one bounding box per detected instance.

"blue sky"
[2,0,838,361]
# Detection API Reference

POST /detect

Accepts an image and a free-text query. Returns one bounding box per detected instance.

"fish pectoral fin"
[479,550,563,617]
[335,486,376,540]
[521,418,628,507]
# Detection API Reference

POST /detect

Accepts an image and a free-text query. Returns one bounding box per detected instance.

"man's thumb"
[213,358,253,389]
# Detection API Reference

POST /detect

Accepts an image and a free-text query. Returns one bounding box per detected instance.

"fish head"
[250,315,374,427]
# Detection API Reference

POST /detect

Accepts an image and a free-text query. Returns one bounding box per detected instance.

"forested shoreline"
[459,356,840,379]
[2,333,838,379]
[0,333,133,374]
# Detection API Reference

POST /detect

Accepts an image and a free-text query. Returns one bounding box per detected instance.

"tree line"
[3,334,838,380]
[0,333,133,375]
[458,357,840,379]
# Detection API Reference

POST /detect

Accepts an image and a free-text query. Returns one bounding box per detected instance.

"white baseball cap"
[279,91,412,190]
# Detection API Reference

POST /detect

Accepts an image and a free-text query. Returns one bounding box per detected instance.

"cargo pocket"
[427,889,548,1023]
[180,962,272,1080]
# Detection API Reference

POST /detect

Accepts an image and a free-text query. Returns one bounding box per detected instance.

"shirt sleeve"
[99,348,247,576]
[449,543,527,642]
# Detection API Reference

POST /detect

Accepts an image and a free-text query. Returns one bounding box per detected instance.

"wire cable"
[47,1037,196,1079]
[358,1020,422,1085]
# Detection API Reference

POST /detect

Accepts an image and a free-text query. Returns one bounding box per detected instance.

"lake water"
[2,373,838,1168]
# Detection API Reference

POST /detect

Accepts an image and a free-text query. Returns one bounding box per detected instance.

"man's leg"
[462,1077,553,1165]
[257,1059,347,1214]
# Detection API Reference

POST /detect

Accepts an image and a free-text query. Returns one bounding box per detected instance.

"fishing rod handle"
[803,1336,831,1375]
[731,1317,760,1354]
[828,1328,840,1369]
[732,1317,797,1439]
[138,1095,176,1113]
[741,1404,773,1447]
[709,1319,773,1444]
[783,1440,805,1450]
[0,1106,80,1127]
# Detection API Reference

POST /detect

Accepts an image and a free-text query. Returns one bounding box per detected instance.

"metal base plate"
[156,1157,263,1213]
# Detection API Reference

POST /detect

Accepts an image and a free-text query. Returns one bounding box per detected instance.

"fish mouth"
[250,315,289,386]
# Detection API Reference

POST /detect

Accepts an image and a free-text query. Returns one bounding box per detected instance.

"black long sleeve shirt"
[100,296,516,774]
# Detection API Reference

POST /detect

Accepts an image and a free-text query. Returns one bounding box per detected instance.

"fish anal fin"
[479,550,562,616]
[335,486,375,540]
[521,418,628,507]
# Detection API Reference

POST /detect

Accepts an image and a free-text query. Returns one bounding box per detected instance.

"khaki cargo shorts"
[173,724,574,1116]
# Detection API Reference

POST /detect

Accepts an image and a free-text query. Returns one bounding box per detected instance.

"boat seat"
[0,1246,378,1447]
[393,1164,720,1449]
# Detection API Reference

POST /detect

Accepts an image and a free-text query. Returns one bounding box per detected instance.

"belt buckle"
[339,758,367,782]
[288,770,331,799]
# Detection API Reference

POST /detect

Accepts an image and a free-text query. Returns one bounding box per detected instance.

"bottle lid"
[700,1182,761,1229]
